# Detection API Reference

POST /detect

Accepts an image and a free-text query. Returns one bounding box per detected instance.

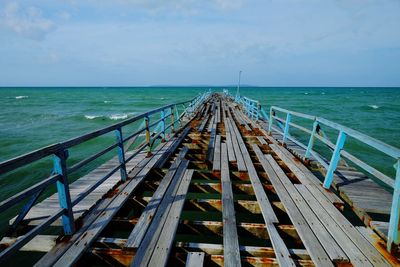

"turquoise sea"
[0,87,399,234]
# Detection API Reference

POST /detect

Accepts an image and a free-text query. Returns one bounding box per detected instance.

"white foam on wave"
[304,92,309,95]
[15,96,28,99]
[109,114,128,120]
[85,115,101,120]
[104,100,111,104]
[369,105,380,109]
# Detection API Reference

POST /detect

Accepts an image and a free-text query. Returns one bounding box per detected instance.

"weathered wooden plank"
[220,143,242,267]
[125,147,189,248]
[154,126,191,169]
[237,143,278,224]
[212,135,221,171]
[296,184,372,266]
[47,137,185,267]
[186,252,205,267]
[224,118,236,162]
[226,118,246,171]
[146,169,194,267]
[206,129,217,164]
[13,150,147,227]
[257,153,333,266]
[270,143,343,205]
[265,154,348,263]
[132,167,193,267]
[256,136,267,146]
[197,114,210,132]
[266,150,390,266]
[34,140,175,266]
[356,227,399,266]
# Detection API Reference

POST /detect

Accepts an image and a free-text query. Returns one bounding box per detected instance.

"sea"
[0,87,399,235]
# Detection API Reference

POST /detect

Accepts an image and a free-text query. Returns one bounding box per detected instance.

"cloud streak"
[0,1,54,40]
[0,0,399,86]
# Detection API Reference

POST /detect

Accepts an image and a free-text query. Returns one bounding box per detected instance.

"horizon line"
[1,85,400,88]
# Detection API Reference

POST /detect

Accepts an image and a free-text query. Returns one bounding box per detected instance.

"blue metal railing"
[235,93,400,252]
[0,90,210,262]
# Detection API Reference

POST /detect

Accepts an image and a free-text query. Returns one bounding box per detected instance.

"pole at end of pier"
[236,70,242,99]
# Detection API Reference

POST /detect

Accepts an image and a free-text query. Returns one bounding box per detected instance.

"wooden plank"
[356,227,400,266]
[197,114,210,132]
[154,126,191,169]
[48,137,185,267]
[256,136,267,146]
[256,153,333,266]
[264,150,391,267]
[224,118,236,162]
[220,143,242,267]
[212,135,221,171]
[206,128,216,164]
[296,184,372,266]
[186,252,205,267]
[226,118,246,171]
[34,140,175,266]
[270,144,343,205]
[14,150,147,226]
[132,168,193,267]
[146,169,194,267]
[253,149,348,262]
[125,147,189,248]
[0,235,57,253]
[237,144,278,224]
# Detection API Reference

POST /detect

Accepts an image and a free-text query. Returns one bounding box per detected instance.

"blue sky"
[0,0,399,87]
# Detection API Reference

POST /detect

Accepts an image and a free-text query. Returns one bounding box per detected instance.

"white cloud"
[0,1,54,40]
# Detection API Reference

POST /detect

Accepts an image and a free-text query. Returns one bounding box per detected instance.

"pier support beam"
[160,110,166,142]
[305,120,318,159]
[53,149,75,235]
[282,113,291,145]
[388,159,400,252]
[115,127,127,182]
[323,131,347,189]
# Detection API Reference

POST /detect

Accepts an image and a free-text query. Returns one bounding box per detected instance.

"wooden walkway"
[264,119,394,243]
[1,93,398,266]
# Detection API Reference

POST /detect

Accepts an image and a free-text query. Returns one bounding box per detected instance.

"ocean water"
[0,87,399,232]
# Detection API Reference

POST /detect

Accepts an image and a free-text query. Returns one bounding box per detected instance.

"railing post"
[247,100,250,118]
[256,102,260,121]
[115,127,127,181]
[53,149,75,235]
[160,110,166,142]
[170,106,175,133]
[388,159,400,252]
[268,108,274,134]
[323,131,347,188]
[305,120,318,159]
[282,113,291,145]
[145,116,152,157]
[175,106,181,126]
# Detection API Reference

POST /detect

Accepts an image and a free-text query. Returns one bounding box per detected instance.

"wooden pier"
[0,92,399,266]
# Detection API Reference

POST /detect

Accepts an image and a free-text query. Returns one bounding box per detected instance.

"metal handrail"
[0,90,211,262]
[236,93,400,252]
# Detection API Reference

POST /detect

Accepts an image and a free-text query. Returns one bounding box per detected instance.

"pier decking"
[0,92,399,266]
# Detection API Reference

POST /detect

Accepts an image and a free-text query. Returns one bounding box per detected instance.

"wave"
[15,96,28,99]
[84,113,130,120]
[109,114,128,120]
[85,115,101,120]
[369,105,380,109]
[103,100,111,104]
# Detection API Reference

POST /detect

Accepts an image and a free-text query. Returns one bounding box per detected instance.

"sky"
[0,0,399,87]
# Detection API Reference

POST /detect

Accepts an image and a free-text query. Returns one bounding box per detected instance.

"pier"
[0,91,399,266]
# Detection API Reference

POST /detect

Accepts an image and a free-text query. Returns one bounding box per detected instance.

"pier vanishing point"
[1,91,400,266]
